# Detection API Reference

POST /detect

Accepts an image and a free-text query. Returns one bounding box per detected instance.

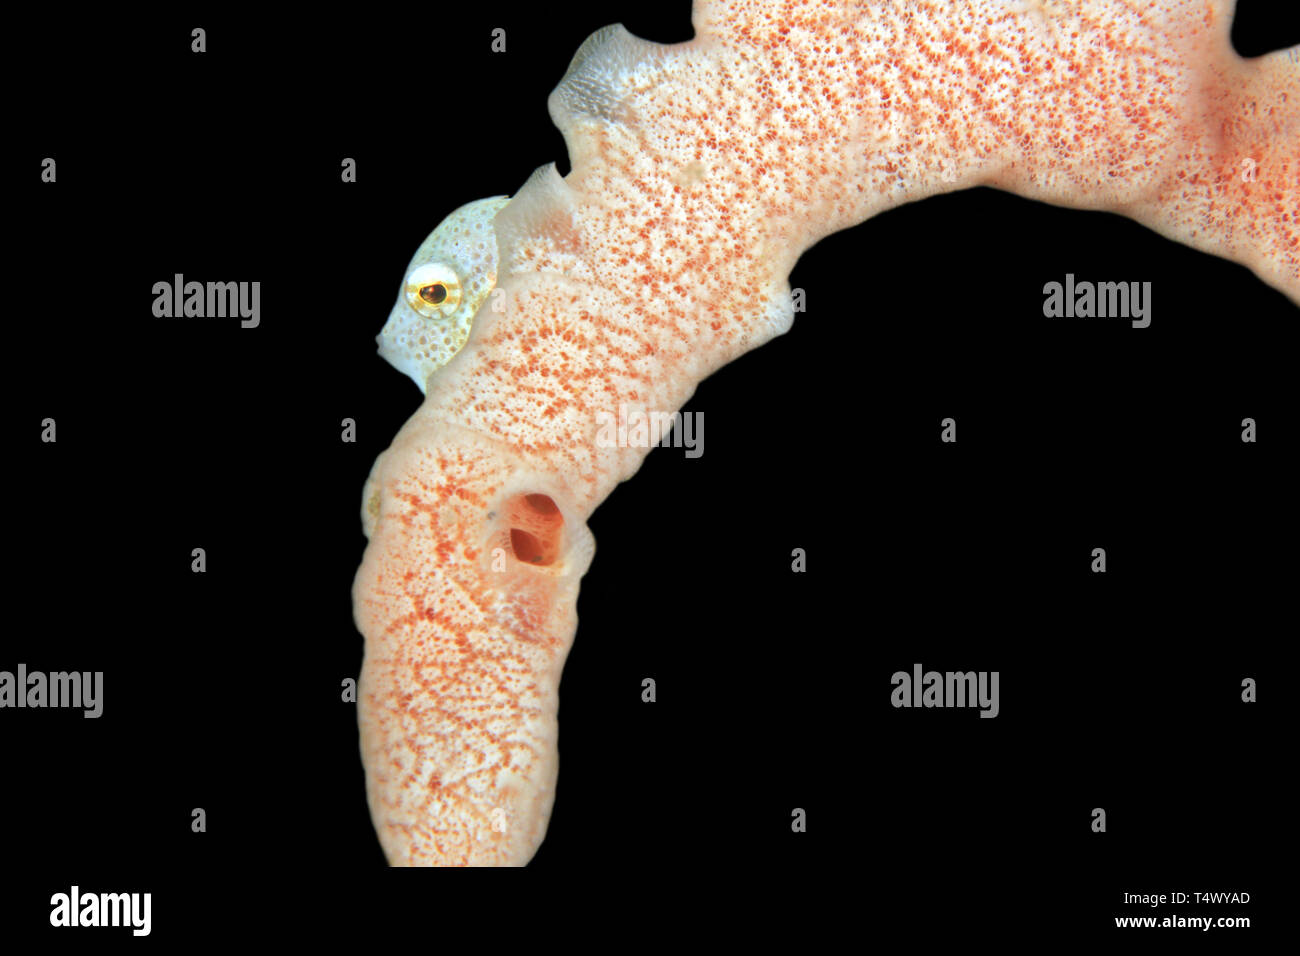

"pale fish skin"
[377,196,511,392]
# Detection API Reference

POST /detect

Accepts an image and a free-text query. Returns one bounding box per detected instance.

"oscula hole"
[525,493,559,515]
[504,493,564,566]
[510,529,547,564]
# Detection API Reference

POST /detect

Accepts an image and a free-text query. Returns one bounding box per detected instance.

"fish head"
[378,195,511,392]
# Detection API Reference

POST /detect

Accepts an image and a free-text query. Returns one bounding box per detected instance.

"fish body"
[377,196,511,392]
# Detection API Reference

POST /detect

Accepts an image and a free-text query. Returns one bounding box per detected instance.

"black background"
[7,0,1293,944]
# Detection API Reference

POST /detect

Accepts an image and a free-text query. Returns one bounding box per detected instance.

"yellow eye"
[406,263,462,318]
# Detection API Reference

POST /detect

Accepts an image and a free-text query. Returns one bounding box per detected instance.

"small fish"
[377,196,510,392]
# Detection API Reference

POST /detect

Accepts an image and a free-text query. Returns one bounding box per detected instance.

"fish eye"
[406,263,462,318]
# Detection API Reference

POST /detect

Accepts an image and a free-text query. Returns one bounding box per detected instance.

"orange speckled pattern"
[355,0,1298,865]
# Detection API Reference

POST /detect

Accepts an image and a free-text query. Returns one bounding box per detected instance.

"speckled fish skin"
[377,196,510,392]
[355,0,1298,866]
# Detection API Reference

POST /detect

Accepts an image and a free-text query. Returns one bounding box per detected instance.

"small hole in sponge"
[525,493,559,515]
[504,493,565,567]
[510,529,547,564]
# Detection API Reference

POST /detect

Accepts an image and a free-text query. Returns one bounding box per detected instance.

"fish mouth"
[375,330,394,366]
[375,324,402,368]
[375,322,430,393]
